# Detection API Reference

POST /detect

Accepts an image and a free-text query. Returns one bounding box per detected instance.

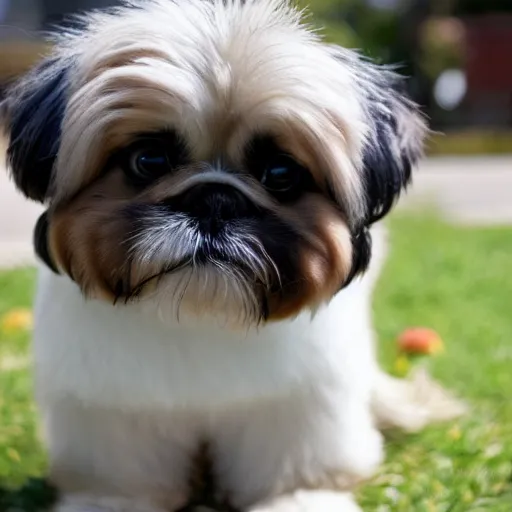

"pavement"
[0,159,43,268]
[399,156,512,225]
[0,153,511,268]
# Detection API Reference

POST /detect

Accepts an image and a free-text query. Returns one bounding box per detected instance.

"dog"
[1,1,464,510]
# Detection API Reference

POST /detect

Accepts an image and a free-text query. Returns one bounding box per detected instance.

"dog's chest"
[33,271,338,411]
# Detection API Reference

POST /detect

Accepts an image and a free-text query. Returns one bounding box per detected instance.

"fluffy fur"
[1,1,464,511]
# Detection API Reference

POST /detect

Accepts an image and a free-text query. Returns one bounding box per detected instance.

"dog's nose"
[176,183,258,231]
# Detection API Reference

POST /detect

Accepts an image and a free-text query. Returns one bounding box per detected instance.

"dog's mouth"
[120,216,283,309]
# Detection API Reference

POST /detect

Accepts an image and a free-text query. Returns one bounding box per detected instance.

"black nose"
[175,183,258,232]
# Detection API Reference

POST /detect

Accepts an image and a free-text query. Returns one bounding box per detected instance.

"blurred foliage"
[419,17,466,80]
[300,0,407,62]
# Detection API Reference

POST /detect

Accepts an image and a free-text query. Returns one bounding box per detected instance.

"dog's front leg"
[213,389,383,510]
[41,401,196,512]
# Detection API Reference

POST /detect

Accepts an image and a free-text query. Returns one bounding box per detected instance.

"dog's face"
[2,0,426,325]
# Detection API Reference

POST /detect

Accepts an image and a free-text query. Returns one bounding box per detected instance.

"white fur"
[249,490,362,512]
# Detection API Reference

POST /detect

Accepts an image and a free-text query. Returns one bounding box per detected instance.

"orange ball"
[397,327,444,355]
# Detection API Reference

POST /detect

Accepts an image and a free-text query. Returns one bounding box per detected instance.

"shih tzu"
[1,0,465,510]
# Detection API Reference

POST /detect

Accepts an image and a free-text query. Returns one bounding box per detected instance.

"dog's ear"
[1,57,70,203]
[361,75,428,225]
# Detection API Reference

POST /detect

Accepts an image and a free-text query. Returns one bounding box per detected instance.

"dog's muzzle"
[167,182,260,235]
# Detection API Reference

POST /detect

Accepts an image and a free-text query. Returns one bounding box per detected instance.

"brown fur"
[49,171,136,301]
[267,197,352,320]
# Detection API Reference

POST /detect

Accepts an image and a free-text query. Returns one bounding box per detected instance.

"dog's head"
[1,0,427,325]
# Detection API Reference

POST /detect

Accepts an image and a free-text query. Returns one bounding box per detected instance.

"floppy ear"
[361,75,428,225]
[1,57,70,203]
[342,68,427,285]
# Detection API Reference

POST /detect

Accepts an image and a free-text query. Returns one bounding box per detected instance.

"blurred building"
[464,15,512,128]
[403,1,512,130]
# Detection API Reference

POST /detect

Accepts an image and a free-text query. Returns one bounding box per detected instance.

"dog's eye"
[245,136,310,201]
[121,132,188,186]
[261,158,304,197]
[128,146,171,184]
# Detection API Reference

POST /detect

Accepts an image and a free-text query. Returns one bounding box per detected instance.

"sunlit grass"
[360,215,512,511]
[0,268,43,486]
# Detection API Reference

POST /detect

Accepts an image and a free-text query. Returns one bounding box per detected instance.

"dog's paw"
[248,490,362,512]
[53,495,167,512]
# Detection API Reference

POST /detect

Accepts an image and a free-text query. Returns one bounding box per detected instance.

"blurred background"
[1,0,512,152]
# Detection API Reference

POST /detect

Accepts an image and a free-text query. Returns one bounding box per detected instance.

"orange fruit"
[397,327,444,355]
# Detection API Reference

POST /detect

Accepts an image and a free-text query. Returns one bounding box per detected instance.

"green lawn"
[0,267,42,486]
[0,215,511,510]
[363,215,512,511]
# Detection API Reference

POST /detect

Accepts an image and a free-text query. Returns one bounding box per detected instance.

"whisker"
[175,268,194,322]
[125,257,192,302]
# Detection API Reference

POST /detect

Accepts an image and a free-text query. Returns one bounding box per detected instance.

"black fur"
[244,134,319,202]
[4,58,70,202]
[350,87,425,292]
[329,52,424,228]
[345,228,372,288]
[362,107,415,225]
[34,212,60,274]
[171,183,261,235]
[353,101,420,287]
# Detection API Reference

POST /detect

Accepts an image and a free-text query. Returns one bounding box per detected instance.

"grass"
[0,215,511,510]
[361,215,512,511]
[0,267,43,486]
